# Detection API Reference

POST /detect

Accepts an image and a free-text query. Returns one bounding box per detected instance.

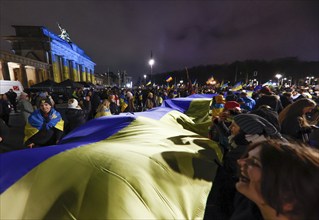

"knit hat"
[224,101,240,110]
[68,98,79,109]
[39,97,52,106]
[215,95,226,104]
[233,114,280,138]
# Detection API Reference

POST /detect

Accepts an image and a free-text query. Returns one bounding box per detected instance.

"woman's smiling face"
[236,145,265,205]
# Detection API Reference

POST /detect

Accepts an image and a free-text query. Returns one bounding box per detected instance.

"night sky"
[1,1,318,80]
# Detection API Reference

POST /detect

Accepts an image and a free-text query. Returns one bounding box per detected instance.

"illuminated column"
[52,54,62,83]
[90,70,95,84]
[0,60,10,80]
[71,61,78,81]
[62,58,70,80]
[85,67,90,82]
[81,65,86,82]
[35,68,41,83]
[19,64,28,89]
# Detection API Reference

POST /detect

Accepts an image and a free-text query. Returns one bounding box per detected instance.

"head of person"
[250,105,281,131]
[225,101,241,111]
[280,98,317,120]
[214,95,226,104]
[39,98,52,114]
[102,99,110,108]
[240,91,248,98]
[96,99,110,113]
[20,92,28,100]
[222,101,241,122]
[298,98,317,115]
[259,86,273,96]
[236,140,319,220]
[68,98,80,109]
[148,92,153,99]
[229,114,282,146]
[108,94,115,102]
[226,91,237,101]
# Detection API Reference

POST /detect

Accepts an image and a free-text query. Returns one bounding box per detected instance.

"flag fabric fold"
[0,96,222,220]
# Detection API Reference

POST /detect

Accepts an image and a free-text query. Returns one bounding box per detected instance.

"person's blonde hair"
[96,99,110,113]
[278,98,317,126]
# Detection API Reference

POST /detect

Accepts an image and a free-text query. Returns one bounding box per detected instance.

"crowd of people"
[1,82,319,220]
[206,84,319,220]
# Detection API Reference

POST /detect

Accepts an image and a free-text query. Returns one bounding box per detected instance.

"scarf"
[28,109,63,131]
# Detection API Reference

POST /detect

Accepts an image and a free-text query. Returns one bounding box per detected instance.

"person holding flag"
[24,97,64,148]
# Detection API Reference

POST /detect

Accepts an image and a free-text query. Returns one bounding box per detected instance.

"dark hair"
[246,140,319,220]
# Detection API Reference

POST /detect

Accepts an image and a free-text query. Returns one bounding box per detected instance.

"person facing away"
[64,98,90,135]
[280,91,293,108]
[5,89,17,113]
[233,140,319,220]
[124,91,135,113]
[278,98,318,144]
[254,86,283,113]
[95,99,112,118]
[0,94,11,127]
[239,91,256,111]
[144,92,156,110]
[108,94,120,115]
[24,97,64,148]
[210,94,226,118]
[17,92,34,124]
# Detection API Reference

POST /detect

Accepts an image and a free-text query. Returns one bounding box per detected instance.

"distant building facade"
[1,25,95,88]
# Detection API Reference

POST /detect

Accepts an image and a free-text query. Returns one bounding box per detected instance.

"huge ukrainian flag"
[0,96,222,219]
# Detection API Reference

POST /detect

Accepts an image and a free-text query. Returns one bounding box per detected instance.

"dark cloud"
[1,0,318,80]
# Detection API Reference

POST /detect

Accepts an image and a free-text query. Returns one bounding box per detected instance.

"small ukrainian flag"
[166,76,173,82]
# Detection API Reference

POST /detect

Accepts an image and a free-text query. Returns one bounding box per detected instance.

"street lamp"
[148,51,154,82]
[275,73,282,86]
[143,74,147,84]
[309,76,314,85]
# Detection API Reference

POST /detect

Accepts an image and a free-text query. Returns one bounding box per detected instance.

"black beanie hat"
[233,113,280,138]
[39,97,52,106]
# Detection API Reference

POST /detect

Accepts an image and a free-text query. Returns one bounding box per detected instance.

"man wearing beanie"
[24,97,64,148]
